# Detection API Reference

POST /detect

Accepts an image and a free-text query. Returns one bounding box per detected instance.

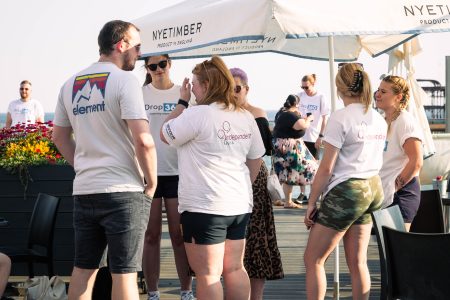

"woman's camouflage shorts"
[317,175,383,232]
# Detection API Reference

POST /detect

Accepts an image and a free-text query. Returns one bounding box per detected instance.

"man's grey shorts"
[73,192,151,274]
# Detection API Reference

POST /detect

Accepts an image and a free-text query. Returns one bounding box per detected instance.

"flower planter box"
[0,165,75,276]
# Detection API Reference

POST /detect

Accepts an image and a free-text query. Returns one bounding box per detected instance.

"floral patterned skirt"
[272,137,318,186]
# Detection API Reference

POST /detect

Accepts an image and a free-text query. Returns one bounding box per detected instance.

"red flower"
[436,175,443,181]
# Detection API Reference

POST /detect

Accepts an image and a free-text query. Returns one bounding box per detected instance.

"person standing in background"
[5,80,44,128]
[53,20,157,300]
[296,74,330,203]
[375,75,423,231]
[230,67,284,300]
[142,54,193,300]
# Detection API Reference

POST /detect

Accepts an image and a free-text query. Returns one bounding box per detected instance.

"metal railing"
[418,79,446,131]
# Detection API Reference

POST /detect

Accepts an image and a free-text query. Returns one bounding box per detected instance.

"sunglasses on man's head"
[146,60,168,71]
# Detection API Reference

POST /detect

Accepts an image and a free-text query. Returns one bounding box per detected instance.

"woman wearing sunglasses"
[160,56,265,300]
[295,74,330,204]
[304,63,387,299]
[142,54,193,300]
[230,67,284,300]
[375,75,423,231]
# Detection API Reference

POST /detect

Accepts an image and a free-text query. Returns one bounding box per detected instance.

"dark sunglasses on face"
[146,60,168,71]
[234,85,245,93]
[301,86,310,90]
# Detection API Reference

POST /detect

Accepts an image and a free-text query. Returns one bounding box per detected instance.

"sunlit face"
[301,80,315,96]
[375,81,402,112]
[233,76,248,105]
[192,74,207,103]
[122,27,141,71]
[19,83,31,100]
[145,55,171,80]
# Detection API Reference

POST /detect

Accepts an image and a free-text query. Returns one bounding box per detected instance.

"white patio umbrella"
[387,38,437,159]
[134,0,450,298]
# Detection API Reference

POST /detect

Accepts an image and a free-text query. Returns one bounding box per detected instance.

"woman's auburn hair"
[192,56,243,110]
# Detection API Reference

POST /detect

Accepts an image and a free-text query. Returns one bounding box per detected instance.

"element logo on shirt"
[217,121,252,146]
[71,73,110,116]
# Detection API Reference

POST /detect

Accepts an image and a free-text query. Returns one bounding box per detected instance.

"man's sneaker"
[148,291,160,300]
[180,290,195,300]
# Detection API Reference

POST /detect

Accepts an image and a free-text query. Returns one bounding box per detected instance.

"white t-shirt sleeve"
[35,100,44,119]
[320,94,331,116]
[162,108,199,147]
[54,87,71,127]
[398,115,423,147]
[323,114,344,149]
[247,118,266,159]
[120,75,148,120]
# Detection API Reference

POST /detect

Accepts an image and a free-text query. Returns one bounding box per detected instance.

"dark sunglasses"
[146,60,168,71]
[301,86,310,90]
[234,85,247,93]
[20,88,29,91]
[338,62,364,70]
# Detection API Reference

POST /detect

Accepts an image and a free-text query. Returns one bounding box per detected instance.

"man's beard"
[122,52,136,71]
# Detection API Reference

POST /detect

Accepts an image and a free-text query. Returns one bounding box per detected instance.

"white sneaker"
[180,290,195,300]
[148,291,160,300]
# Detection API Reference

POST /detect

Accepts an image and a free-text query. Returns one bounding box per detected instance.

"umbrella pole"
[328,36,340,300]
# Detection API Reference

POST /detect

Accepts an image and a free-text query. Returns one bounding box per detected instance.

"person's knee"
[223,259,244,276]
[144,227,162,244]
[168,227,184,246]
[0,254,11,269]
[346,255,367,272]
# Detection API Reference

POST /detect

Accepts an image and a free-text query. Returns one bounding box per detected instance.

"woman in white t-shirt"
[375,75,423,231]
[141,54,193,300]
[304,63,387,299]
[160,56,265,300]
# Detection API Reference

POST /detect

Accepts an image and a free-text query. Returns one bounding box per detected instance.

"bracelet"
[177,99,189,108]
[319,133,324,138]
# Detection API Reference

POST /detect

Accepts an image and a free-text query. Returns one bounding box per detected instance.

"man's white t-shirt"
[7,99,44,126]
[162,103,265,216]
[297,91,330,142]
[54,62,148,195]
[323,103,387,196]
[379,111,423,208]
[143,84,179,176]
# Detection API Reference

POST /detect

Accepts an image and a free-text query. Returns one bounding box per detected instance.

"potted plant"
[0,121,75,276]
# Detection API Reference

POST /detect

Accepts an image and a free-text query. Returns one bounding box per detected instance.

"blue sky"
[2,0,450,113]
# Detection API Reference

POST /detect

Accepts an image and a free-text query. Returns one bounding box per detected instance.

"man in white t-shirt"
[5,80,44,128]
[52,20,157,300]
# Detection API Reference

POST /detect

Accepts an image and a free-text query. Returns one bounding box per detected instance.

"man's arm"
[126,119,157,197]
[5,113,12,128]
[52,125,76,166]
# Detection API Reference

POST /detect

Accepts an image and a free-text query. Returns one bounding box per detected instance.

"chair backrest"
[382,227,450,299]
[371,205,405,300]
[410,189,445,233]
[27,193,61,251]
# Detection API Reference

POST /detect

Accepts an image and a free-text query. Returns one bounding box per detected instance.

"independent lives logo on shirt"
[216,121,252,146]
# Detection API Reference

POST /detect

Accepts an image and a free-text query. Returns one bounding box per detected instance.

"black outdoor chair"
[410,189,445,233]
[0,193,60,277]
[382,227,450,299]
[371,205,405,300]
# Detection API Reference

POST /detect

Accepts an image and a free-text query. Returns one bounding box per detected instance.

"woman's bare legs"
[142,198,163,292]
[185,242,225,300]
[222,239,250,300]
[304,224,345,300]
[165,198,192,291]
[250,278,265,300]
[343,224,372,300]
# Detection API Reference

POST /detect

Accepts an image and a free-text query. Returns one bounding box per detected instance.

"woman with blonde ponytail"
[304,63,387,300]
[375,75,423,231]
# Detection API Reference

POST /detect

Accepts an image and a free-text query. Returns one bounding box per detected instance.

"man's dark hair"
[98,20,139,56]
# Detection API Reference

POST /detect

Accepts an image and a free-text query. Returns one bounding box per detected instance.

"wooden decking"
[151,206,382,299]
